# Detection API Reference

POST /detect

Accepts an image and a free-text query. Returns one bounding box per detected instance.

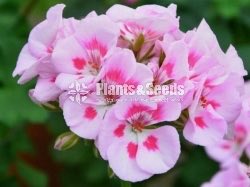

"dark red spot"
[127,142,138,159]
[143,135,158,151]
[50,77,56,83]
[73,58,86,70]
[114,124,126,138]
[194,117,207,128]
[47,46,53,53]
[84,106,97,120]
[164,63,174,77]
[200,96,220,109]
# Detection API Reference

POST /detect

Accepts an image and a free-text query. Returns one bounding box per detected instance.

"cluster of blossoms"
[13,3,250,184]
[201,82,250,187]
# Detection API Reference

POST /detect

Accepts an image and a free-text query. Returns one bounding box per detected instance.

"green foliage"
[17,161,48,187]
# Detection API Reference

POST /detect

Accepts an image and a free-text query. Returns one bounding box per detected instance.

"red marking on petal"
[207,100,221,109]
[73,58,86,70]
[84,106,97,120]
[125,104,151,119]
[188,52,200,68]
[221,143,231,150]
[105,69,124,84]
[194,117,207,128]
[164,63,174,77]
[50,77,56,83]
[151,103,163,121]
[85,38,107,56]
[127,142,138,159]
[200,96,220,109]
[47,46,53,53]
[235,124,247,144]
[143,135,158,151]
[114,124,126,138]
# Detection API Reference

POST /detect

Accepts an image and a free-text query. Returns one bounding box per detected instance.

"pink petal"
[136,4,177,18]
[205,75,243,122]
[28,4,65,57]
[136,126,180,174]
[150,97,181,123]
[52,36,88,74]
[13,45,37,78]
[205,140,240,166]
[127,63,153,86]
[195,19,220,50]
[101,48,137,84]
[96,108,129,160]
[62,98,107,139]
[114,95,157,120]
[107,132,152,182]
[75,15,119,56]
[225,45,247,76]
[32,77,62,102]
[106,4,135,21]
[183,106,227,146]
[159,40,189,82]
[201,162,250,187]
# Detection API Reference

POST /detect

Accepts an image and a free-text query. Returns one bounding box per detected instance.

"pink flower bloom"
[96,95,181,182]
[106,4,179,59]
[201,162,250,187]
[181,19,246,146]
[13,4,79,103]
[152,40,189,85]
[52,15,119,78]
[183,74,243,146]
[205,84,250,166]
[61,49,153,139]
[12,3,250,183]
[185,20,247,86]
[206,110,250,166]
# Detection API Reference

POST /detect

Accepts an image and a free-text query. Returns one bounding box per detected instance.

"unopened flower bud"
[54,132,79,151]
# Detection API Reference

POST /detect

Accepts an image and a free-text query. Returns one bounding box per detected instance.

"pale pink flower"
[183,74,243,146]
[201,162,250,187]
[182,19,246,146]
[13,4,79,103]
[205,83,250,166]
[61,48,153,139]
[106,4,179,60]
[96,95,181,182]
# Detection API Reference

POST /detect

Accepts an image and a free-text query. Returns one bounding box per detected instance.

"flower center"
[200,96,207,108]
[131,121,144,133]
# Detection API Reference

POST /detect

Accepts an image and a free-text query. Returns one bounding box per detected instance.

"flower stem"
[121,181,132,187]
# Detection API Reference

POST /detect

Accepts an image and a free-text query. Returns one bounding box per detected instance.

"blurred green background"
[0,0,249,186]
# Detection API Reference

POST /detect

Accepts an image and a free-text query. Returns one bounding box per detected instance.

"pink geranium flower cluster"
[13,3,249,183]
[201,82,250,187]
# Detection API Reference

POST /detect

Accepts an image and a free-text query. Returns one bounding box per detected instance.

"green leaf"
[17,160,48,187]
[0,87,48,126]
